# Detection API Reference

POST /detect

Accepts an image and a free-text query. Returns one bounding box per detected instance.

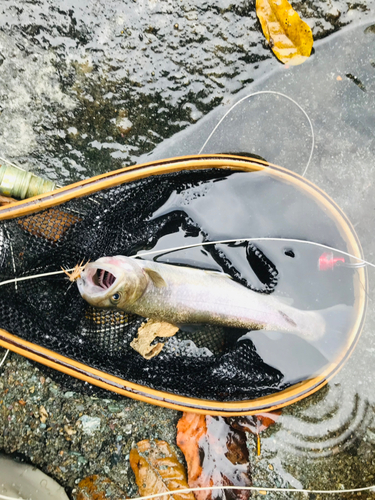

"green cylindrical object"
[0,165,56,199]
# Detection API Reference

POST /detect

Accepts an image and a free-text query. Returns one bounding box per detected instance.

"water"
[136,167,365,388]
[1,3,375,498]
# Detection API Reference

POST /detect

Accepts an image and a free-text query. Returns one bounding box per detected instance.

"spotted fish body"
[77,255,326,342]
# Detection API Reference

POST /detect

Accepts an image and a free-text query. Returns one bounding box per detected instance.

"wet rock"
[0,0,372,181]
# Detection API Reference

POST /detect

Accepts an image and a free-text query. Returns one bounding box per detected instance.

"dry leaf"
[177,413,251,500]
[130,319,179,359]
[130,439,194,500]
[256,0,313,65]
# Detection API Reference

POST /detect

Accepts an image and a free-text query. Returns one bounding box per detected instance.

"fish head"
[77,256,148,310]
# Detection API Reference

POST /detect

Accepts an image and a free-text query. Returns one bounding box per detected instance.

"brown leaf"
[130,319,179,359]
[130,439,195,500]
[177,413,251,500]
[226,412,281,456]
[226,411,281,435]
[256,0,313,65]
[74,475,127,500]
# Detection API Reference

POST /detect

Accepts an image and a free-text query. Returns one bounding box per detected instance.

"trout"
[77,255,331,344]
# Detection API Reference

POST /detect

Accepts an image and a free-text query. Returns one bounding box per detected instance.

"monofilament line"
[0,237,372,290]
[0,155,27,171]
[198,90,315,178]
[1,484,375,500]
[0,348,9,368]
[134,237,375,269]
[0,268,75,287]
[111,484,375,500]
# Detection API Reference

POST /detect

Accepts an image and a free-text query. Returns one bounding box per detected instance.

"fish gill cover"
[0,163,362,403]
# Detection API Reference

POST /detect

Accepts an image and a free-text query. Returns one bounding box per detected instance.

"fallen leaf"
[177,413,251,500]
[226,411,281,435]
[130,439,195,500]
[130,319,179,359]
[75,474,127,500]
[256,0,313,65]
[227,411,281,456]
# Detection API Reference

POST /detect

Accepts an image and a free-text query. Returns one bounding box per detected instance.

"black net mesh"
[0,169,285,401]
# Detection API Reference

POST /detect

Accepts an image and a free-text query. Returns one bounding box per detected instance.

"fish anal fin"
[144,268,167,288]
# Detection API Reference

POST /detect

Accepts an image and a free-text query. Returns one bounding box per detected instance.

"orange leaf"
[177,414,251,500]
[130,439,194,500]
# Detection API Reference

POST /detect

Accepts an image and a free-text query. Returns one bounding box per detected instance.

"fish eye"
[110,292,122,303]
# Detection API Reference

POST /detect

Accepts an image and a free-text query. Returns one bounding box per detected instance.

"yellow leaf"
[256,0,313,66]
[130,439,195,500]
[130,319,178,359]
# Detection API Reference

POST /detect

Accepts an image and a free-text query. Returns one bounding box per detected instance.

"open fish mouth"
[78,263,119,296]
[92,268,117,290]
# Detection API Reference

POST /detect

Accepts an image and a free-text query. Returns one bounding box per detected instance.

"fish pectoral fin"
[144,268,167,288]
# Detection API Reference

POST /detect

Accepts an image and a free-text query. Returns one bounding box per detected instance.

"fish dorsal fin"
[144,268,167,288]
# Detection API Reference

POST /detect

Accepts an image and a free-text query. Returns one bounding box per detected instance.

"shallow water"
[1,2,375,499]
[140,167,364,386]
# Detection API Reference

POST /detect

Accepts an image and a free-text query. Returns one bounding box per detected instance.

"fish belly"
[135,263,325,340]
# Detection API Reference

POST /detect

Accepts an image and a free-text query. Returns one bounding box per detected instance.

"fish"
[76,255,338,348]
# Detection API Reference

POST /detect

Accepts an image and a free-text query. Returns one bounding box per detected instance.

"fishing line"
[0,268,75,287]
[0,348,9,368]
[1,482,375,500]
[113,484,375,499]
[0,237,371,289]
[0,482,374,500]
[134,237,374,269]
[0,155,29,172]
[198,90,315,178]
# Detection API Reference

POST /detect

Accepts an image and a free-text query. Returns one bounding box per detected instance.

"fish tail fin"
[309,304,354,361]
